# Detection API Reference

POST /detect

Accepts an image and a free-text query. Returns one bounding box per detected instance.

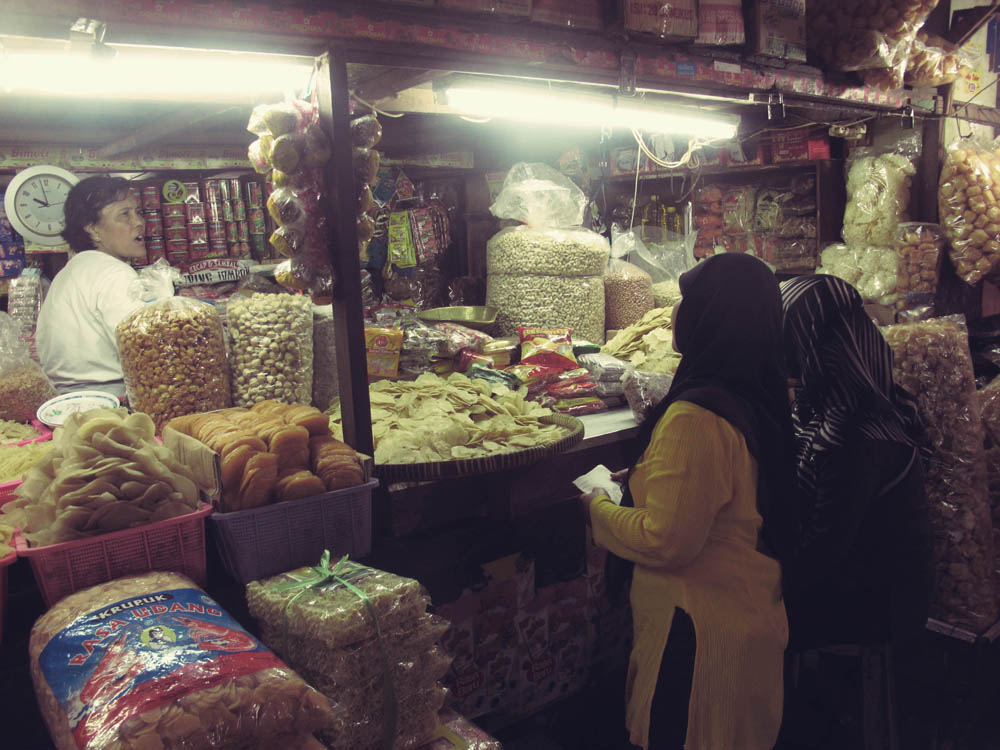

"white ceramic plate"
[36,391,121,427]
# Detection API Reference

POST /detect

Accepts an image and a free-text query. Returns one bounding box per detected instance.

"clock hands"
[38,181,51,205]
[34,198,50,207]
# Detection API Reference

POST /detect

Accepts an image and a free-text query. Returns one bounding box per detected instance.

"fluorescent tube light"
[445,84,739,139]
[0,46,314,102]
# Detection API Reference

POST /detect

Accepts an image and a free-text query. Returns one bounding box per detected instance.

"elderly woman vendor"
[36,175,147,399]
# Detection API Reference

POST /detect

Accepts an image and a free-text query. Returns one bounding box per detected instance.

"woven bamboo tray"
[375,413,584,482]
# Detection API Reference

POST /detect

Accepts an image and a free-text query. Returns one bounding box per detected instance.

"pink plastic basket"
[0,479,20,507]
[15,503,212,607]
[0,547,14,643]
[210,479,377,584]
[2,420,53,447]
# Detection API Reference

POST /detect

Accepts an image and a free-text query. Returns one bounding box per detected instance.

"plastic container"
[14,503,212,607]
[0,479,21,507]
[210,479,377,584]
[2,419,52,447]
[0,547,14,643]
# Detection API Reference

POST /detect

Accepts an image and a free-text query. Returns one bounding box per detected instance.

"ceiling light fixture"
[445,83,739,139]
[0,42,314,103]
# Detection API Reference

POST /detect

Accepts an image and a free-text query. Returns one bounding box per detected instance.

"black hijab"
[606,254,797,600]
[780,274,926,497]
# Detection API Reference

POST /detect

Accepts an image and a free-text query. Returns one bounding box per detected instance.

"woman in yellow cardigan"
[582,253,797,749]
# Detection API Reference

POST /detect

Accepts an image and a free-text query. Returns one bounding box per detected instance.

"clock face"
[4,165,79,246]
[13,175,73,238]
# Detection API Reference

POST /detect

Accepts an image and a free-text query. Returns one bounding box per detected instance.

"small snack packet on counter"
[547,396,607,416]
[578,352,629,382]
[456,349,495,373]
[431,322,493,356]
[504,363,562,392]
[481,335,519,368]
[596,379,625,398]
[518,327,577,370]
[466,364,520,390]
[365,327,404,380]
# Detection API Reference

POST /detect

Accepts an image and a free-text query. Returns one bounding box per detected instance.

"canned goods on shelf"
[225,221,239,243]
[209,238,228,255]
[246,182,263,208]
[248,208,267,234]
[237,221,249,241]
[188,224,209,243]
[163,214,187,231]
[182,182,201,203]
[232,199,246,221]
[144,216,164,237]
[207,221,226,240]
[206,200,225,223]
[164,227,188,242]
[249,233,268,256]
[189,241,212,260]
[184,202,206,224]
[140,185,161,210]
[203,179,223,202]
[230,178,243,201]
[222,201,235,223]
[161,202,186,218]
[166,238,189,255]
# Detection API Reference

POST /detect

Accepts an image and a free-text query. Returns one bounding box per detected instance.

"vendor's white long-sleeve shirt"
[37,250,143,393]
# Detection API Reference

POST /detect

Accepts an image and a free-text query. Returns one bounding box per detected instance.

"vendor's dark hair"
[62,175,133,251]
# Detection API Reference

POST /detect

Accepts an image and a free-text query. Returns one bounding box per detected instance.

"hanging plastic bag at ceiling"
[843,131,920,248]
[906,31,979,87]
[939,133,1000,285]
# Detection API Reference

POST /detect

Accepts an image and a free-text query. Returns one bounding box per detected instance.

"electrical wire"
[350,91,405,118]
[629,148,641,230]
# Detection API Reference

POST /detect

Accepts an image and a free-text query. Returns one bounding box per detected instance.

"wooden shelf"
[605,160,822,183]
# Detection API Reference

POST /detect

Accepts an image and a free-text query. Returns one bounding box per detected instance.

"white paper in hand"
[573,464,623,505]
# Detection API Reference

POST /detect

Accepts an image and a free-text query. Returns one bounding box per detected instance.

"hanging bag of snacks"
[939,134,1000,285]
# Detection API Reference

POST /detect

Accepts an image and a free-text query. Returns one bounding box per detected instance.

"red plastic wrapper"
[546,371,598,399]
[518,327,577,370]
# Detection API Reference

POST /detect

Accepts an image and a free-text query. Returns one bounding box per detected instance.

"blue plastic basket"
[209,479,377,584]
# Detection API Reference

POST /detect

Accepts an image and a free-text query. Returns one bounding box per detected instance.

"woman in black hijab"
[582,253,796,750]
[779,274,932,649]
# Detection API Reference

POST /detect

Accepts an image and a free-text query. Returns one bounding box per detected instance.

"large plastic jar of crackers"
[893,222,944,318]
[228,292,313,407]
[116,298,231,431]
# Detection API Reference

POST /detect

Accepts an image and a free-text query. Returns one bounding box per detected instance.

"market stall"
[2,0,1000,747]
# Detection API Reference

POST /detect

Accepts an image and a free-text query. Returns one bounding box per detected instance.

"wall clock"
[4,165,79,246]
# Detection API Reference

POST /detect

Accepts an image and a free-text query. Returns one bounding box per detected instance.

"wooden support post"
[316,49,374,455]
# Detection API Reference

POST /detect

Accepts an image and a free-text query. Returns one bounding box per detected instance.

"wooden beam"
[948,2,1000,47]
[354,68,444,106]
[316,49,374,456]
[97,106,237,158]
